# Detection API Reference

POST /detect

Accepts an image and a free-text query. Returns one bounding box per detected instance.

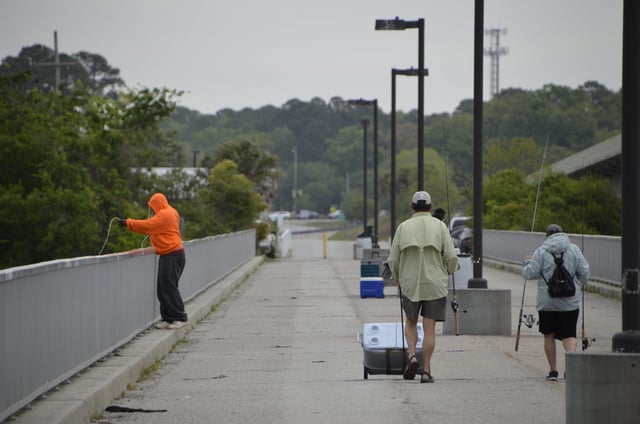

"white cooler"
[357,322,424,379]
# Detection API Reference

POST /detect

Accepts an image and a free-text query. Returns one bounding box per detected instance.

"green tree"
[210,139,277,186]
[0,71,184,267]
[424,115,473,189]
[187,160,267,238]
[384,146,462,224]
[326,125,361,176]
[0,45,124,96]
[483,168,620,235]
[207,139,278,207]
[483,168,533,230]
[484,137,541,177]
[291,161,343,213]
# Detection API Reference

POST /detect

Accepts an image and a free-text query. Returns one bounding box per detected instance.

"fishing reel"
[520,314,537,329]
[450,300,467,314]
[582,337,596,351]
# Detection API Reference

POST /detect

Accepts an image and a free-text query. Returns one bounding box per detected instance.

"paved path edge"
[10,256,264,424]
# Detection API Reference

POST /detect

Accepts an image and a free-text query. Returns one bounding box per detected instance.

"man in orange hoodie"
[120,193,188,329]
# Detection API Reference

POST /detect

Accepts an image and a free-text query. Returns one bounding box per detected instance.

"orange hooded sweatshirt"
[126,193,183,255]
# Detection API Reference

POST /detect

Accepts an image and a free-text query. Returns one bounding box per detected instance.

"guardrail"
[483,230,620,286]
[0,228,622,421]
[0,229,255,423]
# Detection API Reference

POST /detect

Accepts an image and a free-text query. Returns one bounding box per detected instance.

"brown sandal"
[403,355,420,380]
[420,369,434,383]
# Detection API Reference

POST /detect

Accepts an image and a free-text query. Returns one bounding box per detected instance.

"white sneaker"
[167,321,187,329]
[155,321,170,329]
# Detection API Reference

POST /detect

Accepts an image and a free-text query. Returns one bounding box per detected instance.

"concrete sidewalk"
[9,237,623,424]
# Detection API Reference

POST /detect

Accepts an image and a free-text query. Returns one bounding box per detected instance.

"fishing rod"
[442,121,466,335]
[530,135,548,233]
[580,168,595,351]
[399,285,407,370]
[98,209,152,256]
[98,217,122,255]
[515,135,549,351]
[514,281,527,351]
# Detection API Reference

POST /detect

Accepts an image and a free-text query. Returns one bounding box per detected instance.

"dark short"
[402,295,447,322]
[538,309,579,340]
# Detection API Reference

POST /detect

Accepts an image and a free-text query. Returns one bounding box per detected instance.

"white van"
[449,216,471,232]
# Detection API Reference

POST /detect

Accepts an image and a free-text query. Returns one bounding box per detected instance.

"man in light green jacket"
[386,191,458,383]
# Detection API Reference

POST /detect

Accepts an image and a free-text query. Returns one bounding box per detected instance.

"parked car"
[453,227,472,253]
[299,209,319,219]
[268,211,290,221]
[449,216,470,233]
[451,224,472,254]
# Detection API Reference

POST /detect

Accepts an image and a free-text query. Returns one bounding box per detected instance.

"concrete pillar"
[566,352,640,423]
[443,289,511,335]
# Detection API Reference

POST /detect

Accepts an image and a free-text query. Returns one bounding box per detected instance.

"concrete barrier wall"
[483,230,620,286]
[566,352,640,423]
[0,229,255,423]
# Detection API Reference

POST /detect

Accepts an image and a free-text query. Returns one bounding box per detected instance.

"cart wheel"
[364,366,368,380]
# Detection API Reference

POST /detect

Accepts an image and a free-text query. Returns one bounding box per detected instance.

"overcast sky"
[1,0,623,115]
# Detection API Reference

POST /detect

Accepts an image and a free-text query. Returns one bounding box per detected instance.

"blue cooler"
[360,277,384,298]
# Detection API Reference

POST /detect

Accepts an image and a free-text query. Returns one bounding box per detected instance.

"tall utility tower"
[32,31,77,92]
[484,28,508,98]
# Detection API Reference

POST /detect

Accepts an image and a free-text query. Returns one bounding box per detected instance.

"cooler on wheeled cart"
[356,322,424,379]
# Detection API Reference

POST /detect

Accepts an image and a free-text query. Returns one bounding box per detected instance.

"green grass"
[297,219,356,231]
[90,413,105,422]
[329,214,392,242]
[138,359,162,382]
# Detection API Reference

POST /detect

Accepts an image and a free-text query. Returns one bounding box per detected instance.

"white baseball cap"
[411,191,431,205]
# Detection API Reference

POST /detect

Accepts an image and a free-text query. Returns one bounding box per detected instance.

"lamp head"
[375,18,406,30]
[348,98,375,106]
[394,67,429,77]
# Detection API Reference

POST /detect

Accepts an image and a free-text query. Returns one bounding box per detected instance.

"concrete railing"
[0,229,255,423]
[483,230,621,286]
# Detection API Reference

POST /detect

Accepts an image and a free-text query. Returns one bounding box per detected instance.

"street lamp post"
[390,68,429,241]
[468,1,488,288]
[292,146,298,214]
[192,149,199,167]
[613,0,640,353]
[348,99,379,247]
[360,119,369,235]
[376,17,425,191]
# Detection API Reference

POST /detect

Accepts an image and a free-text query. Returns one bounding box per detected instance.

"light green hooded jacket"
[386,212,459,302]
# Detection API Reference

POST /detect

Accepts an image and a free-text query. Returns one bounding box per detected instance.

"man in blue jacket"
[522,224,590,381]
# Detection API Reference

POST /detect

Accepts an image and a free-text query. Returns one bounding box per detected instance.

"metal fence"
[0,228,621,421]
[0,229,255,423]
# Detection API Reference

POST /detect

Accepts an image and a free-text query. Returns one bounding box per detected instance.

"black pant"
[157,250,188,323]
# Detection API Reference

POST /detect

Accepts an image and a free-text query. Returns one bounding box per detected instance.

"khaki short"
[402,295,447,322]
